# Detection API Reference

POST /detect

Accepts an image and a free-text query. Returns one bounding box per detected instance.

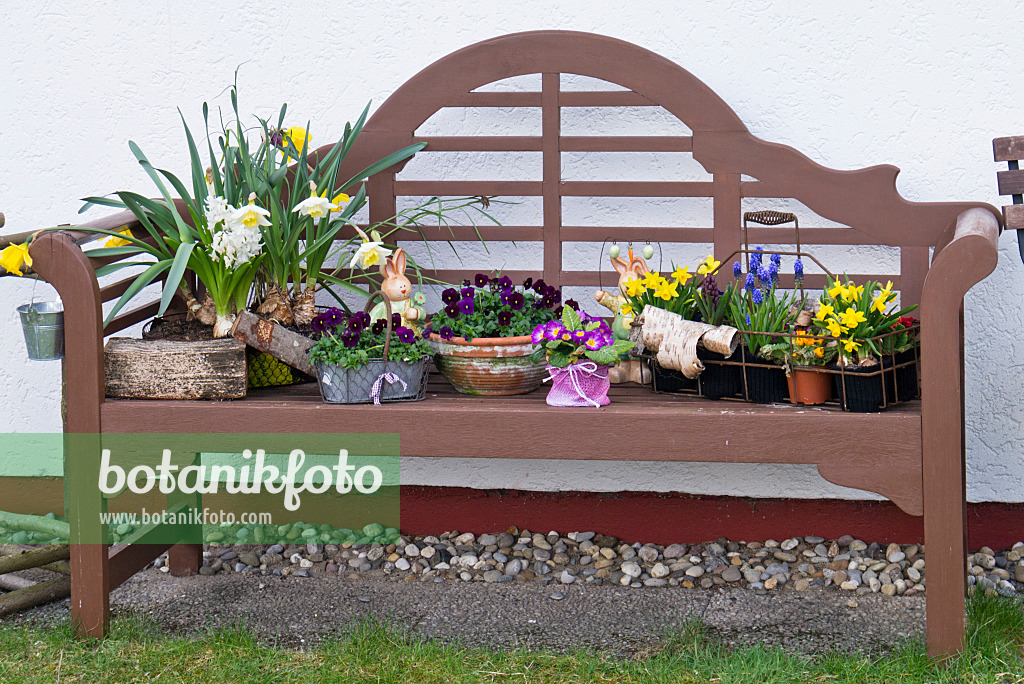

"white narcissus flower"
[231,193,272,229]
[292,195,336,220]
[349,240,392,270]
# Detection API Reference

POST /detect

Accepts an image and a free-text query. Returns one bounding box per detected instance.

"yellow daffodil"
[319,189,351,213]
[654,279,679,301]
[870,295,888,314]
[104,227,134,247]
[672,265,692,285]
[827,281,848,300]
[643,270,663,289]
[838,306,867,329]
[0,243,32,276]
[814,346,825,358]
[843,338,861,353]
[282,126,310,160]
[842,283,864,302]
[824,319,847,338]
[815,303,835,321]
[621,304,633,316]
[696,255,721,276]
[624,277,646,297]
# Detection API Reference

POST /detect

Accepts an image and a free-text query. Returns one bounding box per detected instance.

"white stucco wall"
[2,1,1022,502]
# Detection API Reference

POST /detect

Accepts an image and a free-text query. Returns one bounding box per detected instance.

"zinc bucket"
[17,302,65,360]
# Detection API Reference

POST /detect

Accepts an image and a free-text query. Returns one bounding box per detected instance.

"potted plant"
[615,256,703,390]
[728,250,797,404]
[784,328,838,405]
[425,274,564,395]
[814,277,917,411]
[529,307,634,406]
[690,259,740,398]
[307,293,430,404]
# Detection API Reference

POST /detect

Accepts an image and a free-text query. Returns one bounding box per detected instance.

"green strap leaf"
[160,242,195,315]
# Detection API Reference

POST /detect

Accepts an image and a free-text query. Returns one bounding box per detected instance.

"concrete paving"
[4,568,927,656]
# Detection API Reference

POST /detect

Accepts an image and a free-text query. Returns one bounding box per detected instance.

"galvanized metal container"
[17,301,65,361]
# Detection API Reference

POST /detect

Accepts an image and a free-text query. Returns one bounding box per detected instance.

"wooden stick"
[0,544,71,575]
[0,511,70,539]
[0,576,71,616]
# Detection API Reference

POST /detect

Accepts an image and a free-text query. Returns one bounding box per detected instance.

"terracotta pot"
[427,334,546,395]
[786,366,832,406]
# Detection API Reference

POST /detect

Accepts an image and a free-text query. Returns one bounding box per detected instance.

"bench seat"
[100,375,924,515]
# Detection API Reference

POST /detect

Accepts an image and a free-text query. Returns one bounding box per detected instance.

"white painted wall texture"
[2,1,1022,502]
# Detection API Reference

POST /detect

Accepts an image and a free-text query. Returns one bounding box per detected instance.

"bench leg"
[71,543,110,638]
[167,453,202,576]
[923,449,968,658]
[168,544,203,576]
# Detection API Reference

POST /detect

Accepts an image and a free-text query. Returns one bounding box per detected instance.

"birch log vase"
[639,306,740,379]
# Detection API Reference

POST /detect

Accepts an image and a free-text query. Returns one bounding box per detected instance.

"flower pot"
[545,362,611,407]
[648,351,698,393]
[696,346,742,400]
[831,358,898,412]
[427,334,546,395]
[738,347,788,404]
[894,348,919,402]
[17,301,64,361]
[316,358,428,404]
[787,366,832,406]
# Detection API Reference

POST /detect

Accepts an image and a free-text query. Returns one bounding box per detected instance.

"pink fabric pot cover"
[544,361,611,407]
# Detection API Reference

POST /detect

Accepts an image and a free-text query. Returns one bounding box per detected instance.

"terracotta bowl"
[427,334,546,395]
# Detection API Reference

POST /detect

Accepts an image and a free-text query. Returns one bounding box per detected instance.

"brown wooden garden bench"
[22,31,1001,658]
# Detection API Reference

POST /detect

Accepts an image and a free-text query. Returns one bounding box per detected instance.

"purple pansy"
[445,304,460,318]
[460,286,475,299]
[497,310,512,327]
[439,326,455,340]
[565,298,579,311]
[532,279,547,293]
[395,326,415,343]
[474,273,489,288]
[441,287,459,305]
[508,292,525,310]
[458,297,475,315]
[341,332,359,348]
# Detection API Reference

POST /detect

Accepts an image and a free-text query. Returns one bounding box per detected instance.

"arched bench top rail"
[363,30,748,135]
[317,30,999,250]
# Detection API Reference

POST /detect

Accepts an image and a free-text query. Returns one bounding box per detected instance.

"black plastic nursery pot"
[648,353,698,393]
[696,346,743,400]
[894,348,920,402]
[740,347,789,404]
[831,357,900,412]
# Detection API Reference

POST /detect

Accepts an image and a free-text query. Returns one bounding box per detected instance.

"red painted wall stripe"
[400,486,1024,550]
[3,478,1021,550]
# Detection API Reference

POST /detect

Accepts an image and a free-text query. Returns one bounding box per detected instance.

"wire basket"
[313,291,430,405]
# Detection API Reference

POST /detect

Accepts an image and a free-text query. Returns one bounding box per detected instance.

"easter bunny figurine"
[369,248,426,332]
[594,255,651,384]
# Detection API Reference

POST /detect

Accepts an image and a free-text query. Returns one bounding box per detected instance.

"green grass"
[0,595,1021,683]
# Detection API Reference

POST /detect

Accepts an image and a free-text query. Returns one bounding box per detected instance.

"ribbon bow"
[543,360,604,408]
[370,371,407,405]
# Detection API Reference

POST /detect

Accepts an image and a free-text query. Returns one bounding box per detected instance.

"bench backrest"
[334,30,988,309]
